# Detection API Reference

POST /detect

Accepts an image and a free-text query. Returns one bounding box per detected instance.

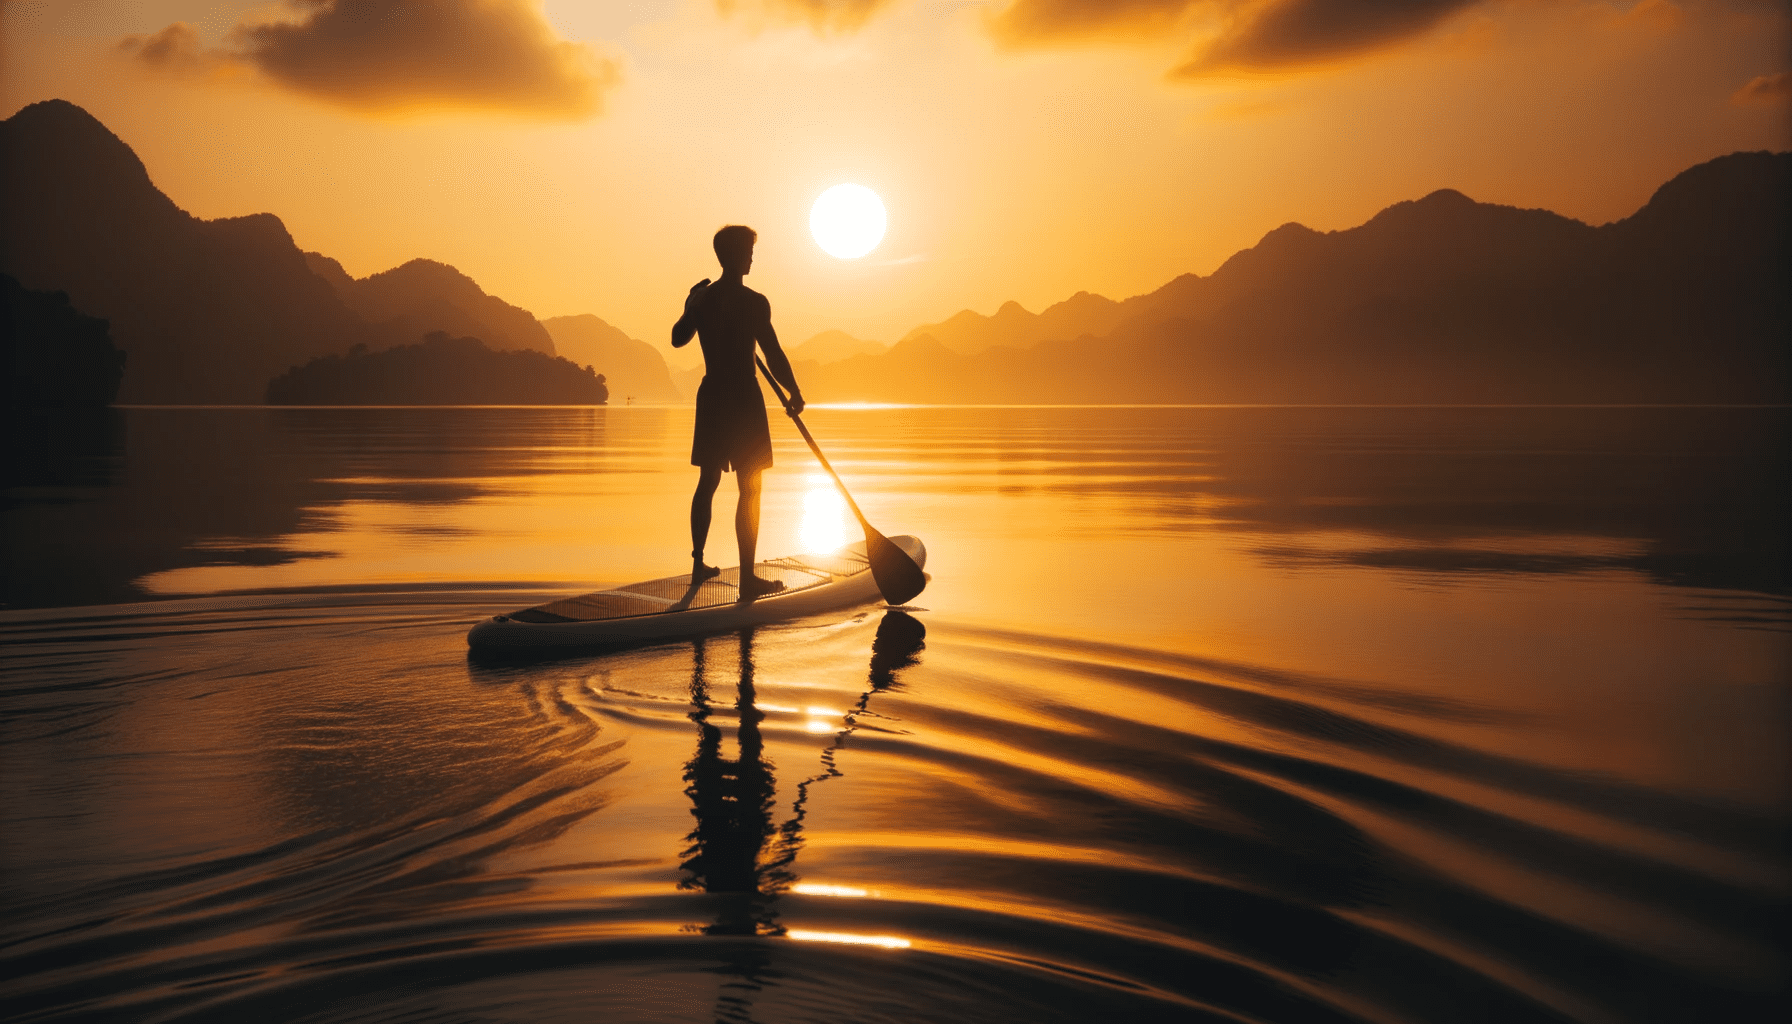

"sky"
[2,0,1787,352]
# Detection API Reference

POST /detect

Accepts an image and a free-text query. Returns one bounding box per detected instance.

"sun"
[810,184,886,259]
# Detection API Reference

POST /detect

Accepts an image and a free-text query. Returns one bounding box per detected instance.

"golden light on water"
[792,883,873,898]
[804,702,842,733]
[800,476,851,553]
[788,929,910,949]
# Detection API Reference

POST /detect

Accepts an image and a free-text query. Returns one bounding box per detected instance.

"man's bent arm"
[671,279,710,347]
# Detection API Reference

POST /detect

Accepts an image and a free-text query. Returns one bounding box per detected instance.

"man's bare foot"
[739,574,785,600]
[692,562,721,583]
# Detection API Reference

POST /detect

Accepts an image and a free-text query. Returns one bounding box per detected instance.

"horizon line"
[111,403,1792,411]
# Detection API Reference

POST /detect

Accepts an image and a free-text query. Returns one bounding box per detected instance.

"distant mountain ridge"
[801,152,1789,404]
[3,99,1783,405]
[307,254,556,356]
[541,314,680,403]
[789,329,887,365]
[896,291,1125,356]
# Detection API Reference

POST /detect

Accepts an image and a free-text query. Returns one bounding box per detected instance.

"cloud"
[117,22,224,75]
[986,0,1196,43]
[1730,70,1791,108]
[122,1,618,119]
[759,0,1483,75]
[1172,0,1480,75]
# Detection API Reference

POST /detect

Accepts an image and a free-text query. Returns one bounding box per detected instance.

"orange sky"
[2,1,1787,351]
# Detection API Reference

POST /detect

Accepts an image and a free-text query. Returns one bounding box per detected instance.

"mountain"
[541,314,681,403]
[788,329,887,364]
[801,151,1789,404]
[307,254,556,356]
[8,99,1779,405]
[0,100,367,404]
[897,291,1124,355]
[0,99,596,404]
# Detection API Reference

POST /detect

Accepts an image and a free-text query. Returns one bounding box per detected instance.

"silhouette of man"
[672,225,805,600]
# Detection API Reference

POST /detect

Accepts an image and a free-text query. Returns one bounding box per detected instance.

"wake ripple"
[1,592,1784,1023]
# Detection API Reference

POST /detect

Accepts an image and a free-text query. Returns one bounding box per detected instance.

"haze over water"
[2,404,1785,1023]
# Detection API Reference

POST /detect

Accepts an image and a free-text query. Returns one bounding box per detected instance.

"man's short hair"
[713,225,757,267]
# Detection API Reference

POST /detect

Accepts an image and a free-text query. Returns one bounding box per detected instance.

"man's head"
[713,225,757,274]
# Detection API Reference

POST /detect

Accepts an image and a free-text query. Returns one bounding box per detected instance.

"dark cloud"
[986,1,1478,71]
[122,1,617,119]
[1176,0,1478,74]
[985,1,1484,74]
[1730,71,1791,108]
[728,2,1485,72]
[117,22,217,74]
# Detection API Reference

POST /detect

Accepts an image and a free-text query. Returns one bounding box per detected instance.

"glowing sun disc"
[810,184,886,259]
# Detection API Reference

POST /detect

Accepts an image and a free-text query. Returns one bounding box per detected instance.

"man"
[672,225,805,599]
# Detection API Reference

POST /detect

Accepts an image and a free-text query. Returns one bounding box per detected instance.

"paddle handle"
[754,355,872,532]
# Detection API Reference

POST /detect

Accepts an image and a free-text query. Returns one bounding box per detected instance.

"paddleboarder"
[672,225,806,600]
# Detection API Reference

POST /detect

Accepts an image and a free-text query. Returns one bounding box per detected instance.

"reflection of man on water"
[678,615,927,935]
[672,226,806,600]
[679,630,791,950]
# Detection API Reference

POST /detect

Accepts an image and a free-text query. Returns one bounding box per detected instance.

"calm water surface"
[2,406,1787,1023]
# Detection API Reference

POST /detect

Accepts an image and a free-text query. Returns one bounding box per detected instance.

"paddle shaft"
[754,355,873,531]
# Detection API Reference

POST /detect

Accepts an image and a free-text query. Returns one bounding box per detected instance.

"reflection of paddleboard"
[467,536,926,652]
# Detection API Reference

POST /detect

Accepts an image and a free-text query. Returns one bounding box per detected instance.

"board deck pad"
[509,549,872,624]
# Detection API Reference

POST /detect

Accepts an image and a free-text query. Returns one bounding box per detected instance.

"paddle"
[755,355,927,606]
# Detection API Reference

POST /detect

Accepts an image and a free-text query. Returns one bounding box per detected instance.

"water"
[2,405,1786,1023]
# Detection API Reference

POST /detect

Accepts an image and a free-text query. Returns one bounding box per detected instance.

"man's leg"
[735,467,762,571]
[691,465,723,580]
[736,468,784,598]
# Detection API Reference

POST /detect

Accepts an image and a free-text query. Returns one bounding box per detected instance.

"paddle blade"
[864,527,927,606]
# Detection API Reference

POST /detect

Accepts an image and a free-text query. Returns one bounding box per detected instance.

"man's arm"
[671,279,710,348]
[757,320,805,416]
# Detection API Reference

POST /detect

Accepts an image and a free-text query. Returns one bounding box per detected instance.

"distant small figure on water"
[672,225,806,600]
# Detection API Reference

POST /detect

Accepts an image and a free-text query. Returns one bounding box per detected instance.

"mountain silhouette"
[306,253,557,356]
[799,151,1789,404]
[6,100,1781,406]
[896,291,1124,356]
[1,99,571,406]
[0,100,367,404]
[541,314,680,403]
[787,329,887,365]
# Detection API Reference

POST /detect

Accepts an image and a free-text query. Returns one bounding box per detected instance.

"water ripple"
[1,592,1783,1023]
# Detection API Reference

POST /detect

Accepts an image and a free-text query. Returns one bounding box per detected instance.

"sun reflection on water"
[787,929,911,949]
[800,475,851,553]
[792,883,873,898]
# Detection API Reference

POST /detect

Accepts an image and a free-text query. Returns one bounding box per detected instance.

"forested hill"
[267,333,607,405]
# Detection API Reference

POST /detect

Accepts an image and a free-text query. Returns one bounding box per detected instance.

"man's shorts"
[691,375,773,473]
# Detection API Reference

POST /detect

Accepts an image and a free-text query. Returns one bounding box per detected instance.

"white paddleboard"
[466,536,926,652]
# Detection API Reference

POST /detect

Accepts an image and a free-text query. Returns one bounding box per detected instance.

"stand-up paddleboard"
[467,536,926,652]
